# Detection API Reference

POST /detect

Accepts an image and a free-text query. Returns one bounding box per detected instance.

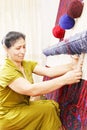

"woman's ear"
[2,43,7,51]
[2,42,9,58]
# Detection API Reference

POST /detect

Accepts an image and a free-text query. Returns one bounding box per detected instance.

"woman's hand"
[71,53,84,69]
[63,53,84,85]
[63,68,82,85]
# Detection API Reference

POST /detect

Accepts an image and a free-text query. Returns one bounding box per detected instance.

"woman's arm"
[33,63,73,77]
[9,54,84,96]
[9,68,82,96]
[33,54,84,77]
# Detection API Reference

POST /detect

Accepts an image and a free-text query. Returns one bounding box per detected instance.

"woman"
[0,31,83,130]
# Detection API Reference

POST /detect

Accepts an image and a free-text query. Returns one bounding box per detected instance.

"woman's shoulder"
[23,60,37,65]
[23,60,38,69]
[0,64,22,88]
[0,62,20,79]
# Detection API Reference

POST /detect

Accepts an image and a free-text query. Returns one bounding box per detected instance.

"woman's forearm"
[46,63,73,77]
[9,63,82,97]
[34,63,74,78]
[25,69,82,96]
[27,76,66,96]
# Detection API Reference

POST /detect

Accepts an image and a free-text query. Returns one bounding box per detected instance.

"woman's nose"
[20,48,26,53]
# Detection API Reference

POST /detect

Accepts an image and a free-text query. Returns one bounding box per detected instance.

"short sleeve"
[29,61,38,71]
[23,60,38,72]
[0,68,22,88]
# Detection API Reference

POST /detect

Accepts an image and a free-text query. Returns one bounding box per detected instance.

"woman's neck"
[14,62,22,69]
[9,58,22,69]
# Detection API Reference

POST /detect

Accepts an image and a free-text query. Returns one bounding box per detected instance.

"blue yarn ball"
[59,14,75,29]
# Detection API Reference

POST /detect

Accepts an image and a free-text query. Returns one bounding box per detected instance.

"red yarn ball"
[52,25,65,38]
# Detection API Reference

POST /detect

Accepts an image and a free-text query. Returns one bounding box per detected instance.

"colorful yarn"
[59,14,75,29]
[52,25,65,39]
[67,0,84,18]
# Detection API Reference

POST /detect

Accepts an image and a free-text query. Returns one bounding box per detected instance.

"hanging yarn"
[76,81,87,127]
[59,14,75,29]
[67,0,84,18]
[52,25,65,38]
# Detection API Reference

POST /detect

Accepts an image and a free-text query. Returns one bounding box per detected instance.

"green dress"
[0,58,61,130]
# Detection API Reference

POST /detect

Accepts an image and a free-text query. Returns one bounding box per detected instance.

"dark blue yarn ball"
[59,14,75,29]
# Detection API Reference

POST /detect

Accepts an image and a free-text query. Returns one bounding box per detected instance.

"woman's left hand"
[71,53,85,70]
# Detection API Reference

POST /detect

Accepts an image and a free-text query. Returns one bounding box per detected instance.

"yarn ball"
[59,14,75,29]
[52,25,65,38]
[67,0,83,18]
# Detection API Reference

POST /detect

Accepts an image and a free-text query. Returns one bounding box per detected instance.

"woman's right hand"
[63,68,82,85]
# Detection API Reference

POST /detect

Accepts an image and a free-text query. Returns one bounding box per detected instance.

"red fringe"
[76,81,87,128]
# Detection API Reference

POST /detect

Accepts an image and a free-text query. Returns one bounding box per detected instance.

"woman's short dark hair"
[2,31,26,48]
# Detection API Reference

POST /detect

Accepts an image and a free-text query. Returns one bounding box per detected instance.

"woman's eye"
[16,48,20,50]
[23,46,26,49]
[16,46,26,50]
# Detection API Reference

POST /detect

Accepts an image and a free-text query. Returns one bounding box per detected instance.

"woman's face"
[7,37,26,63]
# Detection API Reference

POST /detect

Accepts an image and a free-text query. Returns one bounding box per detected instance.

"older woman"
[0,31,83,130]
